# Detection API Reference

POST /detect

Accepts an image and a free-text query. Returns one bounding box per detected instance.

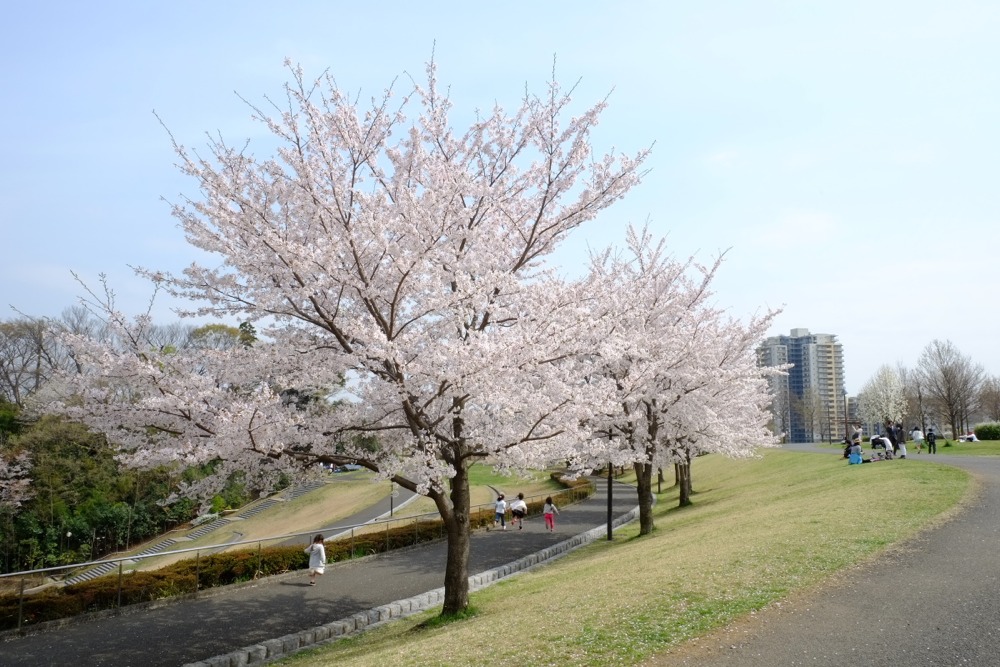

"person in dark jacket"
[926,427,938,454]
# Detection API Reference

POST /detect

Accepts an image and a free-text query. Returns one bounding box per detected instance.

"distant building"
[757,328,847,443]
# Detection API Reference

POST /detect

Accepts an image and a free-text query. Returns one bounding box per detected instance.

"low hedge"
[0,473,593,631]
[974,422,1000,441]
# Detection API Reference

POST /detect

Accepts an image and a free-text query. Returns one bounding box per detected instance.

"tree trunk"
[677,461,692,507]
[435,459,472,616]
[634,461,655,535]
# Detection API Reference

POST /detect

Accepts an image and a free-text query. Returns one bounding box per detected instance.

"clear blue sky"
[3,1,999,393]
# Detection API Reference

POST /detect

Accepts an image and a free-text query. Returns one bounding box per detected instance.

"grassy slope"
[279,450,971,667]
[130,465,560,571]
[928,439,1000,456]
[136,473,390,570]
[390,466,566,519]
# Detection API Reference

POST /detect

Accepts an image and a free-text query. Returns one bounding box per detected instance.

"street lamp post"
[843,390,849,441]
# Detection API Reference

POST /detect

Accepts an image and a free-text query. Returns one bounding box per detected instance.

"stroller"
[870,435,894,459]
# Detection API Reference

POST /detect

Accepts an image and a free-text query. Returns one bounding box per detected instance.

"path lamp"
[605,428,614,541]
[607,460,613,541]
[843,389,849,441]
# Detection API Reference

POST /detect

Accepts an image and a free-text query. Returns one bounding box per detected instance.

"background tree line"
[857,338,1000,439]
[0,310,257,573]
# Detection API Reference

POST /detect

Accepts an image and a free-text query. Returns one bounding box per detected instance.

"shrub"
[974,422,1000,441]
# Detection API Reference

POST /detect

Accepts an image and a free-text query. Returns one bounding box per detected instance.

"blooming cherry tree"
[53,61,648,615]
[857,365,907,434]
[583,227,780,529]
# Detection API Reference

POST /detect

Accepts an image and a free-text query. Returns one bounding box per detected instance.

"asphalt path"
[660,444,1000,667]
[0,478,637,667]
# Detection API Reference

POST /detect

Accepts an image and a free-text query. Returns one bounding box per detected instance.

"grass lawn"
[819,440,1000,456]
[390,464,567,519]
[125,465,563,571]
[931,439,1000,456]
[130,472,391,571]
[277,450,970,667]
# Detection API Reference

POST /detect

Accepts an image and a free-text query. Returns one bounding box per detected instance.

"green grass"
[933,439,1000,455]
[394,464,565,518]
[819,439,1000,456]
[277,450,971,667]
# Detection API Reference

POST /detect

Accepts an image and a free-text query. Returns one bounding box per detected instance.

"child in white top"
[543,497,559,532]
[494,494,507,530]
[305,534,326,585]
[509,493,528,529]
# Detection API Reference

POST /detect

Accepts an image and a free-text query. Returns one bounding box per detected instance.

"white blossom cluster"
[857,365,907,427]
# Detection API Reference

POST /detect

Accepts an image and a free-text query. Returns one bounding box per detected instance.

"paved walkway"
[660,444,1000,667]
[0,478,637,666]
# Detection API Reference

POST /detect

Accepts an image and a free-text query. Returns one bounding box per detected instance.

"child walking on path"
[543,496,559,532]
[509,492,528,529]
[304,534,326,585]
[494,494,507,530]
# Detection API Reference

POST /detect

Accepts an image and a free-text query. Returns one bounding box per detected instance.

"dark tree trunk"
[634,461,655,535]
[433,458,472,616]
[677,461,693,507]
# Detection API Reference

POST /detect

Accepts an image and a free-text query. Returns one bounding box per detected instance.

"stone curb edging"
[182,504,640,667]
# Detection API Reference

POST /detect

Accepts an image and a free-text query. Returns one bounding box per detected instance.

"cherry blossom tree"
[857,365,907,434]
[52,61,648,615]
[581,227,780,530]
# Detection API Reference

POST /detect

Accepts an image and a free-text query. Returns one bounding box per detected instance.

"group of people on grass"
[493,492,559,532]
[846,422,938,464]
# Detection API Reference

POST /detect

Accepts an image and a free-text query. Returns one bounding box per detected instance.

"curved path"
[0,479,637,666]
[659,445,1000,667]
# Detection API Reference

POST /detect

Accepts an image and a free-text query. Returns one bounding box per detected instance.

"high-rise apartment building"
[757,328,846,443]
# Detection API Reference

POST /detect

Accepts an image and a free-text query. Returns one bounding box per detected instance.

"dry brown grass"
[130,474,389,570]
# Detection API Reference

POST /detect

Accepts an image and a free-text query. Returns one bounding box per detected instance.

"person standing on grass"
[305,534,326,585]
[927,427,937,454]
[509,492,528,529]
[494,494,508,530]
[543,496,559,532]
[911,425,924,453]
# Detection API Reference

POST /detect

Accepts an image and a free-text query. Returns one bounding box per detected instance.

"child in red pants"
[543,496,559,532]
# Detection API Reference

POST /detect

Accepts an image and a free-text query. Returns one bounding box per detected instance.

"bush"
[974,422,1000,441]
